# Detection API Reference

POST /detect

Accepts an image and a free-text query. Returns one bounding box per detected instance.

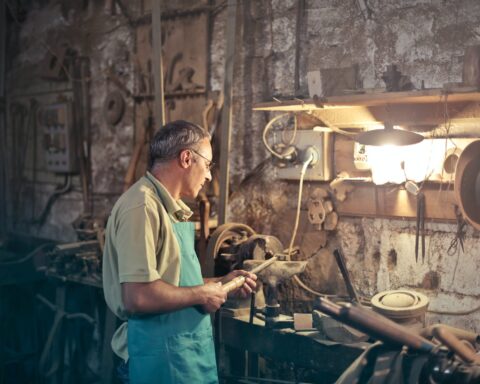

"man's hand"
[200,282,227,313]
[220,270,257,299]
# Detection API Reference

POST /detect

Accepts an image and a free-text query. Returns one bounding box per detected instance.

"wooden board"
[332,135,458,221]
[253,89,480,111]
[335,182,457,221]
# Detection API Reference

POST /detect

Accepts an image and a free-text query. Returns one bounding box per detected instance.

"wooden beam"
[333,135,459,221]
[152,0,165,127]
[218,0,237,225]
[253,90,480,111]
[335,183,457,221]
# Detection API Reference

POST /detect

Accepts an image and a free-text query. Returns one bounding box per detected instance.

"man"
[103,120,257,384]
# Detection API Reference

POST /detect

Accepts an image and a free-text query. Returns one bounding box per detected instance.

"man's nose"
[205,169,212,182]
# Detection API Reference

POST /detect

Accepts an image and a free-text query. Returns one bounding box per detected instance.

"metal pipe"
[431,325,480,364]
[316,297,435,353]
[420,324,480,346]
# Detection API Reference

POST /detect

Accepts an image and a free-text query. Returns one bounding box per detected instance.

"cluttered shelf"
[253,88,480,111]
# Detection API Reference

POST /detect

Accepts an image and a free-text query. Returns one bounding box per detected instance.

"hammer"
[222,257,277,293]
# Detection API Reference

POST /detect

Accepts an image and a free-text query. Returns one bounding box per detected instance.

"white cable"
[287,154,314,258]
[262,113,297,159]
[287,152,348,298]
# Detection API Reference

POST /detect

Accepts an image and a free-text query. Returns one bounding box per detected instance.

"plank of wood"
[335,183,457,221]
[152,0,165,126]
[333,135,458,220]
[253,90,480,111]
[218,0,238,225]
[306,101,480,130]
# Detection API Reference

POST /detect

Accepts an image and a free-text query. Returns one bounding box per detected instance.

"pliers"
[415,192,425,263]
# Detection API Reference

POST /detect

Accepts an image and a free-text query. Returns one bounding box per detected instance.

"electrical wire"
[0,242,54,266]
[427,305,480,316]
[262,113,297,159]
[282,153,369,299]
[283,151,351,298]
[32,175,72,226]
[287,154,313,257]
[302,112,356,137]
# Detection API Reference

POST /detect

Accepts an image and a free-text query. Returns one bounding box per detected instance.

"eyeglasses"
[190,149,215,171]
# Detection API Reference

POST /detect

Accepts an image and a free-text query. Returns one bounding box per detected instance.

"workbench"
[219,311,368,383]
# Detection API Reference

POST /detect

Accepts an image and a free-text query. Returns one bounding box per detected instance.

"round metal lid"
[371,289,429,320]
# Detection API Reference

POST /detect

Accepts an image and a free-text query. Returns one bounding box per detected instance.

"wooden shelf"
[253,89,480,111]
[332,135,459,221]
[253,92,480,220]
[335,182,457,221]
[254,89,480,130]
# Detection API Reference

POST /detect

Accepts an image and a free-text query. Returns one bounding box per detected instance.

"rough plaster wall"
[5,2,136,241]
[212,0,480,329]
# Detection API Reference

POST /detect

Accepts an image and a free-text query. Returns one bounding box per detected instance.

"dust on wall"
[4,1,136,241]
[210,0,480,329]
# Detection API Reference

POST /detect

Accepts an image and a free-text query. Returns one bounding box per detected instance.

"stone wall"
[4,0,480,331]
[210,0,480,330]
[4,1,136,241]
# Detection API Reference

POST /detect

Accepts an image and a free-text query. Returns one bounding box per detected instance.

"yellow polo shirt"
[102,171,193,361]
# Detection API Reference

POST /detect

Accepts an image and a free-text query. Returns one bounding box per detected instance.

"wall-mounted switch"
[274,130,333,181]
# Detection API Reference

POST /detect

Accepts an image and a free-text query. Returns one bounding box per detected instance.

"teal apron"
[128,221,218,384]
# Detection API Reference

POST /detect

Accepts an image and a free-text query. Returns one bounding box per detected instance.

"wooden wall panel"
[333,135,457,221]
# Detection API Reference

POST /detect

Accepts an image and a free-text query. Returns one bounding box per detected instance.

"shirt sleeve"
[115,203,162,283]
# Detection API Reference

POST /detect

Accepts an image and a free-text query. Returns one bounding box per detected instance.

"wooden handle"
[221,257,278,293]
[222,276,246,293]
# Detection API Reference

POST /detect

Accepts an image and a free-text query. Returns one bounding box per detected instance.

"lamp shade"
[355,124,424,146]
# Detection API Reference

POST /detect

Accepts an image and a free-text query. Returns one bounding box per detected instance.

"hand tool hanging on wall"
[415,191,426,263]
[104,90,126,126]
[333,249,361,304]
[448,205,467,256]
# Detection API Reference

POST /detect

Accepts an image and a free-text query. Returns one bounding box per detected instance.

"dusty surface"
[4,1,480,329]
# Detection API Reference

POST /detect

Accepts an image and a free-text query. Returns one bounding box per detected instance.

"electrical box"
[275,130,333,181]
[39,102,77,173]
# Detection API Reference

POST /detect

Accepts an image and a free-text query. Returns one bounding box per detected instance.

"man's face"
[183,138,213,199]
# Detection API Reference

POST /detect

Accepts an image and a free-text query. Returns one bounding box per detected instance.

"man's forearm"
[122,279,205,314]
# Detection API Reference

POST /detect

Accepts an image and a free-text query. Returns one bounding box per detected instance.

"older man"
[103,120,256,384]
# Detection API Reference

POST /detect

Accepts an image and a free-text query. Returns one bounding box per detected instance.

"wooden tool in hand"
[221,256,278,293]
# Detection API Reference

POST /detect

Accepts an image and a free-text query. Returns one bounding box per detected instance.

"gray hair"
[148,120,210,170]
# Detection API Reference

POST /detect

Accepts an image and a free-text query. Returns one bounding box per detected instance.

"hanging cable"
[262,113,297,159]
[427,305,480,316]
[287,153,314,257]
[0,242,54,266]
[32,175,72,226]
[286,150,368,299]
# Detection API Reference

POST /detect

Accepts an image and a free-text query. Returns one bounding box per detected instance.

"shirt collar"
[145,171,193,221]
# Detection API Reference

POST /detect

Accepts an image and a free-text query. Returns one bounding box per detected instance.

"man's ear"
[178,149,193,169]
